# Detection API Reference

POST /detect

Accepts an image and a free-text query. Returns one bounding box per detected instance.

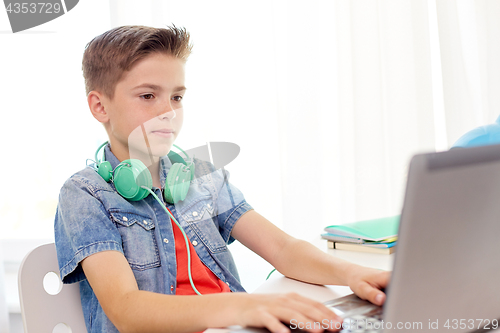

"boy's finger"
[271,307,326,333]
[371,270,391,289]
[282,298,343,330]
[367,271,390,305]
[285,293,343,322]
[357,281,386,306]
[260,312,290,333]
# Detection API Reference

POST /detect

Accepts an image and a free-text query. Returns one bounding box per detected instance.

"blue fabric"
[54,144,253,332]
[452,115,500,148]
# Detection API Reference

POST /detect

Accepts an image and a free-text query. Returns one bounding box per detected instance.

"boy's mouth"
[152,128,175,138]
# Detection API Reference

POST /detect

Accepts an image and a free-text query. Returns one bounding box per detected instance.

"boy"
[55,25,390,333]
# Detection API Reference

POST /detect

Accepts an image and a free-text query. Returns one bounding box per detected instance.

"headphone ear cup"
[164,163,191,204]
[113,159,152,201]
[97,161,113,182]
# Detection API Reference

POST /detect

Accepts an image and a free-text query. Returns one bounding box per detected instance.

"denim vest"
[54,144,252,332]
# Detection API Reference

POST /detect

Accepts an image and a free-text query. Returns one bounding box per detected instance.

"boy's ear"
[88,91,109,123]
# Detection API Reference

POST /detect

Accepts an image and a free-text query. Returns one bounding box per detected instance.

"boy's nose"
[159,109,176,120]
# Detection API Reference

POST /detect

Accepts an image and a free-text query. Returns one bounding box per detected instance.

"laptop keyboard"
[339,312,383,332]
[323,294,384,333]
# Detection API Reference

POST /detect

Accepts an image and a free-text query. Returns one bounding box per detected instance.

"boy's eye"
[172,95,183,102]
[140,94,154,100]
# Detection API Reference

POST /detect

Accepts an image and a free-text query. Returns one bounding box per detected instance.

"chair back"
[0,244,9,333]
[18,243,86,332]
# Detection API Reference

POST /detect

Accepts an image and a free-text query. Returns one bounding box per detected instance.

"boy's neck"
[148,162,162,189]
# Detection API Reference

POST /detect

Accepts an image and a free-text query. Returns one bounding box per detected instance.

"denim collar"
[103,143,173,189]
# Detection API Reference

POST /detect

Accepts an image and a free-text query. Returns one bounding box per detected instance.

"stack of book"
[321,216,400,254]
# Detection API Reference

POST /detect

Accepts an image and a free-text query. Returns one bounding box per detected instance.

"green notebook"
[324,215,400,241]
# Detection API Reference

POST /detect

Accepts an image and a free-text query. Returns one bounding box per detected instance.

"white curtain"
[436,0,500,143]
[1,1,499,287]
[274,0,438,239]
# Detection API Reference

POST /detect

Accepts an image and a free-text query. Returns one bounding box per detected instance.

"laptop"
[323,144,500,332]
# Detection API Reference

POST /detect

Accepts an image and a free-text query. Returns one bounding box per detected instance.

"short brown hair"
[82,25,192,99]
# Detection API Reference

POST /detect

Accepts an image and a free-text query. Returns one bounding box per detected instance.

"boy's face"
[99,53,186,163]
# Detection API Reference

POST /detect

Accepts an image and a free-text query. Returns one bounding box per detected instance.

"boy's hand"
[235,292,343,333]
[344,265,390,306]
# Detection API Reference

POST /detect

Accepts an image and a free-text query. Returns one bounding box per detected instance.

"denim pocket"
[176,174,228,253]
[110,210,160,270]
[181,199,228,253]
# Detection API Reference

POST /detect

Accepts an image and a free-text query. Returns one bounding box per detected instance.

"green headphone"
[94,142,194,203]
[94,142,203,295]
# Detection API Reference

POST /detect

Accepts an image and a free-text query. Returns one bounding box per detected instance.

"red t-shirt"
[169,211,231,295]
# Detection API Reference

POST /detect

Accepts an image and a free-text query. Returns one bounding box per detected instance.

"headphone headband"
[97,142,190,167]
[95,141,108,165]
